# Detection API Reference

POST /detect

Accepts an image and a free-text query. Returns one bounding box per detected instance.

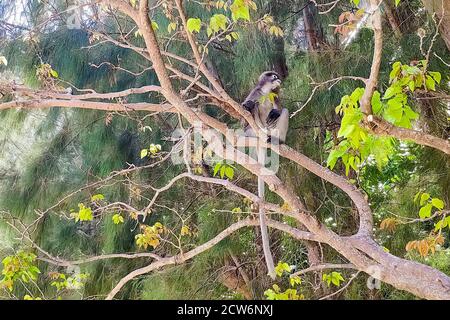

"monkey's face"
[259,71,281,91]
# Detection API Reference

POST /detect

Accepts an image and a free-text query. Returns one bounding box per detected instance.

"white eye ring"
[272,75,278,80]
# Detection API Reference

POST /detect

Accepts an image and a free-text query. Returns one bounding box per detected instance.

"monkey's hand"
[267,136,284,145]
[266,109,281,126]
[242,100,257,112]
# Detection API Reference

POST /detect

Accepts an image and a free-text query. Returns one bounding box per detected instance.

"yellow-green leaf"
[187,18,202,33]
[425,75,436,91]
[419,203,432,219]
[431,198,444,210]
[210,14,227,33]
[420,193,430,206]
[141,149,148,159]
[230,0,250,22]
[429,71,441,84]
[112,214,124,225]
[91,194,104,202]
[151,21,159,31]
[167,22,177,33]
[50,69,59,78]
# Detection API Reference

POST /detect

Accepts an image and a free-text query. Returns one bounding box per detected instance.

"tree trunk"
[303,2,322,51]
[422,0,450,52]
[383,1,402,38]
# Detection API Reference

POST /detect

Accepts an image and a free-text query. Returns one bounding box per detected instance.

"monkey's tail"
[257,147,276,280]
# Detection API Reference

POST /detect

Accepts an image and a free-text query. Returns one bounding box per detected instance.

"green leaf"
[429,71,441,84]
[264,289,276,300]
[404,105,419,120]
[213,163,222,176]
[395,0,401,6]
[338,124,355,138]
[384,106,403,123]
[151,21,159,31]
[140,149,148,159]
[91,194,104,202]
[425,75,436,91]
[413,191,421,203]
[167,22,177,33]
[420,193,430,206]
[230,0,250,22]
[326,150,340,170]
[50,69,59,78]
[187,18,202,33]
[431,198,444,210]
[397,115,412,129]
[419,203,432,219]
[275,262,291,277]
[224,166,234,180]
[329,272,344,287]
[383,86,401,99]
[434,220,443,232]
[210,14,227,33]
[290,276,302,287]
[112,214,124,225]
[390,61,401,81]
[326,144,349,169]
[371,91,382,114]
[149,143,161,154]
[77,204,93,221]
[350,87,365,102]
[434,216,450,232]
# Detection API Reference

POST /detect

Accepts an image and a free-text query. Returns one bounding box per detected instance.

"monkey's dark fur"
[241,71,289,144]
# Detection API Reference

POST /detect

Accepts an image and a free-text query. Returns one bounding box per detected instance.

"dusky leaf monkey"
[242,71,289,144]
[240,71,290,279]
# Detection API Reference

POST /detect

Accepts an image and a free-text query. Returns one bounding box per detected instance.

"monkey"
[239,71,290,279]
[241,71,289,144]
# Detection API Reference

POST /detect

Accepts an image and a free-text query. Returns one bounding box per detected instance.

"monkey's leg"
[257,147,276,280]
[270,109,289,144]
[244,126,256,137]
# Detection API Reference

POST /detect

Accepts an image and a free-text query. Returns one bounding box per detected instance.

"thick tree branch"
[368,115,450,154]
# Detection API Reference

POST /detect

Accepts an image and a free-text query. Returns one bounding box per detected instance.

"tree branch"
[105,217,319,300]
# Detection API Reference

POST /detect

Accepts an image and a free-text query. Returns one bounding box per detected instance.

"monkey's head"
[258,71,282,92]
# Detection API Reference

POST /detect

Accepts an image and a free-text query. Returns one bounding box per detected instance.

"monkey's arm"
[242,100,257,112]
[266,109,281,126]
[242,87,263,112]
